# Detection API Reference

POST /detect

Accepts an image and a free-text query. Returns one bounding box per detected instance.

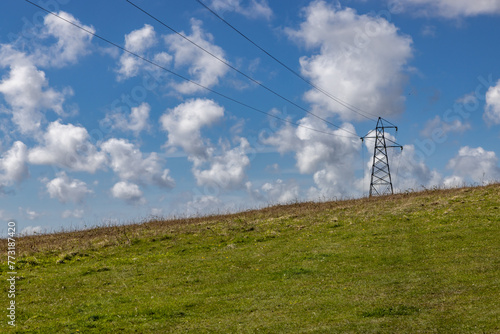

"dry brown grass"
[2,182,499,332]
[2,183,498,262]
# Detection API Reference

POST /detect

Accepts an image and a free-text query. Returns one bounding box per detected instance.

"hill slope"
[1,185,500,333]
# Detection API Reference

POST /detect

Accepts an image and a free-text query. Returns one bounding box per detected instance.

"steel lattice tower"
[365,117,403,197]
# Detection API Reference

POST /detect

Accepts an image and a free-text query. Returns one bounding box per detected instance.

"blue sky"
[1,0,500,236]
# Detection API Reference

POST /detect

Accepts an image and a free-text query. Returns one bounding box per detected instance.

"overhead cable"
[195,0,378,122]
[24,0,360,139]
[126,0,361,138]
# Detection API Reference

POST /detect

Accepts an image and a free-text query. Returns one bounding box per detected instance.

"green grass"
[1,185,500,333]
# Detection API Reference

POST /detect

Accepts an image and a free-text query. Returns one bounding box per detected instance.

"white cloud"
[286,1,413,121]
[21,225,44,235]
[259,121,299,155]
[421,24,436,37]
[44,172,93,204]
[0,45,69,134]
[111,181,145,204]
[209,0,273,20]
[150,208,163,216]
[29,121,106,173]
[389,0,500,18]
[161,98,249,193]
[192,138,251,190]
[296,119,359,175]
[443,175,465,188]
[125,103,151,134]
[484,79,500,125]
[263,116,362,198]
[390,144,442,192]
[116,24,170,80]
[421,115,470,137]
[100,138,175,189]
[191,195,223,210]
[263,114,443,197]
[165,19,229,94]
[360,131,442,194]
[125,24,156,53]
[176,194,224,216]
[0,141,29,189]
[446,146,500,184]
[37,11,95,67]
[249,179,300,204]
[103,102,151,136]
[62,209,85,219]
[20,208,44,221]
[160,98,224,158]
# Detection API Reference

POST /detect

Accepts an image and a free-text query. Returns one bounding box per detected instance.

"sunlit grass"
[1,184,499,333]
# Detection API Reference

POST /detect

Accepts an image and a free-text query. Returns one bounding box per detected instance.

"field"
[1,184,499,333]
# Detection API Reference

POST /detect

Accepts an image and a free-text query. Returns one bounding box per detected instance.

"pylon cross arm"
[367,117,402,197]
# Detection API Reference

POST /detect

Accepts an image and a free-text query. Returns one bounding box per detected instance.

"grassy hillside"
[1,185,499,333]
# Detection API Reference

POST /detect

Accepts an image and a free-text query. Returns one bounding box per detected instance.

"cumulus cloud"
[161,99,250,193]
[0,11,90,132]
[0,141,29,190]
[247,179,300,204]
[62,209,85,219]
[44,172,93,204]
[116,24,171,80]
[150,208,163,216]
[389,144,442,192]
[359,130,442,193]
[29,121,106,173]
[187,195,223,215]
[165,19,229,94]
[209,0,273,20]
[102,102,151,136]
[446,146,500,184]
[192,138,251,190]
[111,181,145,204]
[100,138,175,188]
[160,99,224,158]
[286,1,413,121]
[263,116,362,198]
[389,0,500,18]
[263,114,443,198]
[20,208,44,221]
[443,175,465,188]
[421,115,471,137]
[169,192,235,217]
[20,225,44,236]
[125,24,157,53]
[37,11,95,67]
[484,79,500,125]
[0,45,69,134]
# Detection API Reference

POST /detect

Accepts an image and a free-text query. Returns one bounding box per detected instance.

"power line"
[125,0,360,138]
[23,0,359,140]
[195,0,378,123]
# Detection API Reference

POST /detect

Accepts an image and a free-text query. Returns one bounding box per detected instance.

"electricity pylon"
[363,117,403,197]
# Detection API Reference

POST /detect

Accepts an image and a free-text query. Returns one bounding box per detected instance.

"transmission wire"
[24,0,359,139]
[125,0,360,138]
[195,0,378,122]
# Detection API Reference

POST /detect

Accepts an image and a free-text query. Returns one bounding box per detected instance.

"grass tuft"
[1,184,499,332]
[361,305,420,318]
